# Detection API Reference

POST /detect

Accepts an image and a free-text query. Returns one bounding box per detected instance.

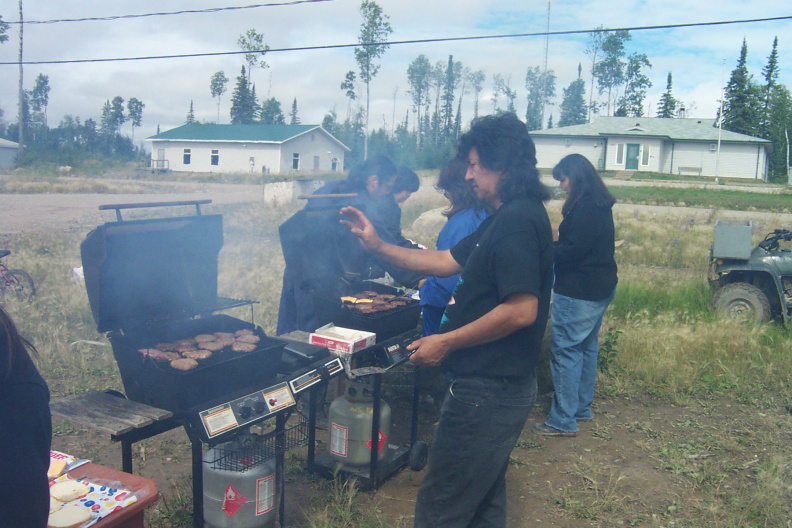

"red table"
[65,463,158,528]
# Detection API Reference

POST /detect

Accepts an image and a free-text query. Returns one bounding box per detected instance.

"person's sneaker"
[532,422,577,437]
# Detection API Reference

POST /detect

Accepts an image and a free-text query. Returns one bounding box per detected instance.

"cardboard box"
[309,324,376,355]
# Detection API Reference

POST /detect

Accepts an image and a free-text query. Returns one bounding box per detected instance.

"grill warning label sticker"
[201,404,239,438]
[330,423,348,457]
[256,475,275,515]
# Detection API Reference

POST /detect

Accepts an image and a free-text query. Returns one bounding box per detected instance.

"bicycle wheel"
[5,269,36,302]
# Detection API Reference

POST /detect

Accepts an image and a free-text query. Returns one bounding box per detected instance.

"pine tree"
[558,64,587,127]
[185,100,196,124]
[758,36,779,139]
[290,98,300,125]
[230,66,257,124]
[656,72,677,118]
[721,39,762,137]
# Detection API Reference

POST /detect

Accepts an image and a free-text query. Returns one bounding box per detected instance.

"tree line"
[0,6,789,179]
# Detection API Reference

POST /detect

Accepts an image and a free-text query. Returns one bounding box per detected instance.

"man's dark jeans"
[414,372,537,528]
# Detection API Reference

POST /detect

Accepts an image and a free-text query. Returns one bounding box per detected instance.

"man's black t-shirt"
[441,194,553,380]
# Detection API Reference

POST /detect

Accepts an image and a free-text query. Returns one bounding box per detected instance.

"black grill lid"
[81,209,224,333]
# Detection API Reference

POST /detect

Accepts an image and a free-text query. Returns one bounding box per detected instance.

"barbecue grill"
[80,201,348,528]
[80,201,285,414]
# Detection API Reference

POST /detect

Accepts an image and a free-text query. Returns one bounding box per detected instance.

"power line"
[4,0,333,25]
[1,14,790,66]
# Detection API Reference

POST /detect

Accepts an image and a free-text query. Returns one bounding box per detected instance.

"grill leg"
[121,438,133,474]
[192,438,203,528]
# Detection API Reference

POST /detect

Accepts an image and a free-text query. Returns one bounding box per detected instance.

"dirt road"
[0,182,264,235]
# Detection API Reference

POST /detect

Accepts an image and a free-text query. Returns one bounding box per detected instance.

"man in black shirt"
[341,113,553,528]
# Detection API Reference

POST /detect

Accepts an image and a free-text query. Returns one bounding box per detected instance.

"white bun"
[50,480,90,502]
[49,496,64,514]
[47,504,91,528]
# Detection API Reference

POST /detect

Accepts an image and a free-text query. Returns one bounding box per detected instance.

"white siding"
[278,131,345,174]
[667,141,767,180]
[149,130,345,175]
[603,136,663,172]
[0,146,17,169]
[533,136,605,170]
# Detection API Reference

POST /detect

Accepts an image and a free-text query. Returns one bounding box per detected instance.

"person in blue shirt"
[420,157,489,336]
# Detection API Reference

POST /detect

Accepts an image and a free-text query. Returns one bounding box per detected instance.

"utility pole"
[716,58,725,178]
[17,0,24,159]
[541,0,551,129]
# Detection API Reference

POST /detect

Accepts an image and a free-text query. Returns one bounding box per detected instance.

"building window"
[292,153,300,170]
[616,144,625,165]
[211,150,219,166]
[183,149,191,165]
[331,158,339,171]
[641,145,650,166]
[313,156,320,170]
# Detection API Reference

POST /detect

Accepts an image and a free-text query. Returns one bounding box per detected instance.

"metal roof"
[530,117,771,144]
[149,123,335,142]
[0,138,20,148]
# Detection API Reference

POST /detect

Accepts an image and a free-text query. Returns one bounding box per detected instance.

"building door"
[625,144,640,170]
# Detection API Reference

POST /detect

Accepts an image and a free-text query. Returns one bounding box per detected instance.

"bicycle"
[0,250,36,302]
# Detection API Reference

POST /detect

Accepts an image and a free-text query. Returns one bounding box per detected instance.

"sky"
[0,0,790,148]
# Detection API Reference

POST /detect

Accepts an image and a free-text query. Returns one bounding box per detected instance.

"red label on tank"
[222,484,247,517]
[365,431,387,454]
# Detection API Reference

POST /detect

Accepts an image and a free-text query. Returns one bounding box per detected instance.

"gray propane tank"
[328,378,392,471]
[203,438,276,528]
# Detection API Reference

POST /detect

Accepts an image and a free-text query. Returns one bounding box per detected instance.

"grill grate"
[205,417,309,472]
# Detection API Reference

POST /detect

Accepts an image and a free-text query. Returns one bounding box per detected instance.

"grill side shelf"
[50,391,171,436]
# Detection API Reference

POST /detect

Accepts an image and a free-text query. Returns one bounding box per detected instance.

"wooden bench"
[50,391,178,473]
[677,166,702,176]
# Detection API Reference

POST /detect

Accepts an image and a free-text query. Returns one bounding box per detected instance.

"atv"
[709,221,792,325]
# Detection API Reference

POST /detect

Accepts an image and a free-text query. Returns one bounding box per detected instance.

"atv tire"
[713,282,772,325]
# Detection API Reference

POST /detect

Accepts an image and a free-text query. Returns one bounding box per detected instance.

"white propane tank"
[203,440,276,528]
[328,379,392,471]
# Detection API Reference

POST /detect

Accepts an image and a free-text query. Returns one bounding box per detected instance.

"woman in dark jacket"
[534,154,617,437]
[0,307,52,527]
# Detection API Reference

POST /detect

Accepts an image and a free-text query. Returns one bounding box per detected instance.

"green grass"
[4,174,792,527]
[610,185,792,212]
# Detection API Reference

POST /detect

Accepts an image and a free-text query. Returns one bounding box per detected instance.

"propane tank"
[328,378,392,472]
[203,437,276,528]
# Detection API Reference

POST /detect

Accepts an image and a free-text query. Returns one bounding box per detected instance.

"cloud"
[0,0,789,142]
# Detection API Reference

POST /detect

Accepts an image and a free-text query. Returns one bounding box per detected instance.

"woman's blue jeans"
[545,290,615,433]
[414,373,537,528]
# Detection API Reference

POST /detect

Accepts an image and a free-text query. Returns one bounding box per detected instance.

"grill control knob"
[254,401,268,414]
[239,405,252,419]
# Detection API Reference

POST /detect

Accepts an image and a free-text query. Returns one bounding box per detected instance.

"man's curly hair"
[458,112,550,203]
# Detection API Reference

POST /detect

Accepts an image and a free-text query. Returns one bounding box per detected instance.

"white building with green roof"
[530,117,772,181]
[0,138,20,169]
[147,124,349,175]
